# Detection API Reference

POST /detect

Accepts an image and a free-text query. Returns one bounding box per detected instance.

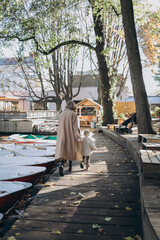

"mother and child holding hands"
[55,100,96,177]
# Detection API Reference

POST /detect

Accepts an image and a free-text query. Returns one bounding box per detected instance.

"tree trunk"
[56,99,62,111]
[91,1,114,124]
[96,49,114,124]
[120,0,154,134]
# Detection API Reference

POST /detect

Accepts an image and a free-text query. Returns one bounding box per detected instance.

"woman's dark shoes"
[59,166,64,176]
[80,163,84,169]
[68,167,72,172]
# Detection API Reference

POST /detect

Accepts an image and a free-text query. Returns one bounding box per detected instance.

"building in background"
[0,56,129,112]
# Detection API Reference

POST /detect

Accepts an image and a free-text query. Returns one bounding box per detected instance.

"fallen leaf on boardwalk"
[122,160,126,163]
[105,217,112,222]
[114,205,119,208]
[98,227,104,233]
[12,226,17,230]
[134,235,142,240]
[130,160,134,162]
[125,206,132,211]
[23,213,28,216]
[123,237,134,240]
[73,201,81,205]
[62,201,67,204]
[50,182,56,186]
[70,192,76,195]
[7,237,16,240]
[128,173,132,175]
[71,177,74,180]
[105,181,108,184]
[43,184,50,187]
[97,171,103,175]
[92,224,101,229]
[114,182,118,185]
[157,194,160,198]
[58,207,62,210]
[15,233,20,237]
[55,230,61,234]
[78,192,85,198]
[68,204,73,206]
[77,229,83,233]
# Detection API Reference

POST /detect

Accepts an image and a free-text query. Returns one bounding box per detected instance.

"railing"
[0,111,27,119]
[26,110,60,119]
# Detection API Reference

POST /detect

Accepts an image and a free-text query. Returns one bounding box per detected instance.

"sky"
[1,45,159,96]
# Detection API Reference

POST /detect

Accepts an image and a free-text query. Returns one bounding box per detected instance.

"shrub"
[153,107,160,117]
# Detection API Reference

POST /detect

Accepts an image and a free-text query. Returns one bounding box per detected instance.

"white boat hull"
[0,166,46,183]
[0,156,56,171]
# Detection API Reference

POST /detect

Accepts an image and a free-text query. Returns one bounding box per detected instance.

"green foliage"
[153,107,160,117]
[119,113,125,119]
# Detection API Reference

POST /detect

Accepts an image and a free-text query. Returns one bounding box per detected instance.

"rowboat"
[0,181,32,213]
[0,213,3,219]
[0,166,46,183]
[0,144,55,157]
[0,156,57,172]
[2,134,57,145]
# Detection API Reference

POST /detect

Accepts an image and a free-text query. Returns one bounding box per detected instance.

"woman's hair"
[65,100,76,110]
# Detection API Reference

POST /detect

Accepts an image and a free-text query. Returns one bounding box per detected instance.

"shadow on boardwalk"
[3,131,143,240]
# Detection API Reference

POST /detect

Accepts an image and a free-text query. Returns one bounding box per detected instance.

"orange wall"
[115,102,136,117]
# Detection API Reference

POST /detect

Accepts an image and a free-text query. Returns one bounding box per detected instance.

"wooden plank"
[140,150,151,164]
[140,150,160,178]
[156,155,160,162]
[149,156,160,164]
[3,229,130,240]
[7,221,140,236]
[142,142,160,150]
[138,134,160,143]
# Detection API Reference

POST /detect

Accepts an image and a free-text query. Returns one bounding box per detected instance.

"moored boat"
[0,166,46,183]
[0,144,55,157]
[0,181,32,213]
[0,156,57,172]
[2,134,57,145]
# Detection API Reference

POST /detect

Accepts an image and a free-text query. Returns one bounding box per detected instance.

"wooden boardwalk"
[4,132,142,240]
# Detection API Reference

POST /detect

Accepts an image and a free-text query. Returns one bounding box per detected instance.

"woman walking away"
[55,100,82,177]
[81,129,96,171]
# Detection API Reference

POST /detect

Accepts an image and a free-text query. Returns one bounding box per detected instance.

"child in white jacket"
[81,129,96,170]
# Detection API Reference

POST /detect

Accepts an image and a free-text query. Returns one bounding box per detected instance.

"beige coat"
[55,108,82,161]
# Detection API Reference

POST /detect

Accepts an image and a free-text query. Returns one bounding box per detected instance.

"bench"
[108,124,119,131]
[140,150,160,178]
[138,134,160,143]
[142,142,160,150]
